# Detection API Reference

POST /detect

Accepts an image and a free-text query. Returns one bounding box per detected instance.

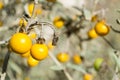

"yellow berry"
[30,44,48,60]
[27,55,39,67]
[54,21,64,28]
[84,74,93,80]
[21,51,30,58]
[57,53,69,63]
[73,54,82,64]
[88,28,98,39]
[9,33,32,54]
[94,20,110,36]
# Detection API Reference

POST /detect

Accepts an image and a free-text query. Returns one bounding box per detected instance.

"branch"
[110,26,120,33]
[0,50,11,80]
[102,37,117,51]
[49,52,73,80]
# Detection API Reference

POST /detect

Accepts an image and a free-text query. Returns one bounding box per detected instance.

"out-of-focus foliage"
[0,0,120,80]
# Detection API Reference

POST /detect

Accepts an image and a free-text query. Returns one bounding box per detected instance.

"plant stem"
[49,52,73,80]
[0,51,11,80]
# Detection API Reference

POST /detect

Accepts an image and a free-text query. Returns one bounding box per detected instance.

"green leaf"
[83,8,92,20]
[110,51,120,69]
[9,60,22,74]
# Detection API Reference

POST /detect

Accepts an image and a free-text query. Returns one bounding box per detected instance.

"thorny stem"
[102,37,117,51]
[49,52,73,80]
[0,50,11,80]
[110,26,120,33]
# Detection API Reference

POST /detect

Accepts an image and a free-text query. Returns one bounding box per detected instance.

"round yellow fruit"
[73,54,82,64]
[57,53,69,63]
[9,33,32,54]
[27,55,39,67]
[94,21,110,36]
[54,21,64,28]
[88,28,98,39]
[84,74,93,80]
[21,51,30,58]
[30,44,48,60]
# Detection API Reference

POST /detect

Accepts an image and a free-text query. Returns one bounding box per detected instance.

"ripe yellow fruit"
[88,28,98,39]
[57,53,69,63]
[47,41,54,50]
[27,55,39,67]
[54,21,64,28]
[94,20,110,36]
[30,44,48,60]
[19,18,27,27]
[73,54,82,64]
[53,16,64,28]
[9,33,32,54]
[84,74,93,80]
[21,51,30,58]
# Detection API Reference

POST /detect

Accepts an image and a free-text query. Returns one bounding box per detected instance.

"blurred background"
[0,0,120,80]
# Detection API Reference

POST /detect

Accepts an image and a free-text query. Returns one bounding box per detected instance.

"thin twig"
[0,50,11,80]
[110,26,120,33]
[49,52,73,80]
[25,0,39,32]
[102,37,116,51]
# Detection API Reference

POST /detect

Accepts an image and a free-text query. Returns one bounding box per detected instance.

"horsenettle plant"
[0,0,119,80]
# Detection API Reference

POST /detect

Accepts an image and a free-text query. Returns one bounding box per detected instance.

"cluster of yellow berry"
[88,16,110,39]
[9,16,54,67]
[9,32,49,67]
[57,53,83,65]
